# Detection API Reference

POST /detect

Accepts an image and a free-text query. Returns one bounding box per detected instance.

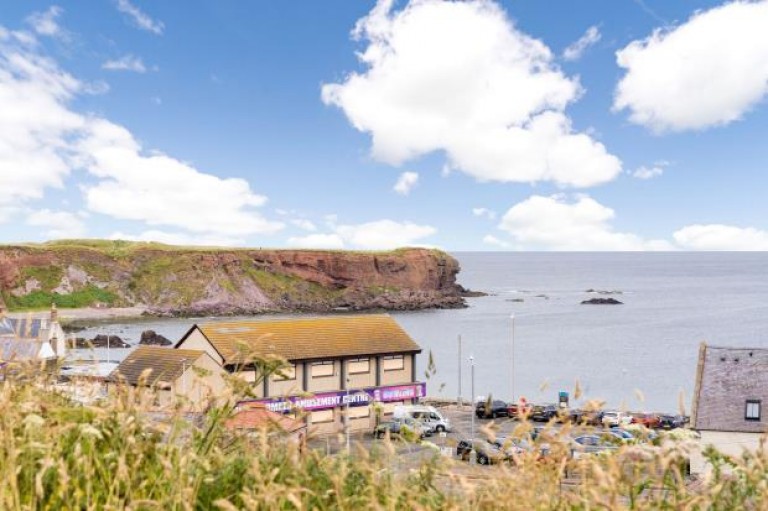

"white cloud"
[26,6,64,38]
[115,0,164,35]
[498,194,672,250]
[631,163,666,180]
[286,233,345,250]
[109,230,243,247]
[673,224,768,251]
[393,171,419,195]
[322,0,621,188]
[482,234,509,248]
[288,219,436,250]
[563,25,601,61]
[615,1,768,132]
[472,207,496,220]
[290,219,317,231]
[0,21,282,241]
[26,209,87,239]
[102,55,147,73]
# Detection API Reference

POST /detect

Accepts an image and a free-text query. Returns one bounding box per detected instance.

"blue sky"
[1,0,768,250]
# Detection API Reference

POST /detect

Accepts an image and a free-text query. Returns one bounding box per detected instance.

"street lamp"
[346,377,351,453]
[469,355,476,465]
[510,314,515,406]
[457,334,462,408]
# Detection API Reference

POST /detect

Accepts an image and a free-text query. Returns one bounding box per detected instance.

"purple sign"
[244,382,426,413]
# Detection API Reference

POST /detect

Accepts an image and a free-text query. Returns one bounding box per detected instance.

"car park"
[658,414,686,429]
[456,439,509,465]
[530,404,559,422]
[571,435,617,459]
[373,417,431,439]
[601,411,632,427]
[631,412,661,429]
[475,399,510,419]
[394,405,452,433]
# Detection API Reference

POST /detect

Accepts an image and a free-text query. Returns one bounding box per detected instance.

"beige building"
[175,314,424,434]
[108,345,227,410]
[690,343,768,474]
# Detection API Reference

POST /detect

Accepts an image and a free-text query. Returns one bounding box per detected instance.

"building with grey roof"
[0,305,67,358]
[690,343,768,474]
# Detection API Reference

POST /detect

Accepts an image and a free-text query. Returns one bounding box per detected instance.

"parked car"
[657,414,686,429]
[631,412,661,429]
[373,417,431,439]
[567,409,604,426]
[571,435,617,459]
[456,439,508,465]
[601,411,632,427]
[606,428,635,442]
[490,436,550,460]
[530,404,559,422]
[507,402,534,418]
[394,405,452,433]
[475,399,510,419]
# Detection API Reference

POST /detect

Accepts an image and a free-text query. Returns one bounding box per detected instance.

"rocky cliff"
[0,240,465,315]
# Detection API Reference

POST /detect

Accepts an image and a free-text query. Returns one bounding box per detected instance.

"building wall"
[170,353,228,411]
[306,360,341,393]
[691,430,767,475]
[177,329,224,365]
[345,357,376,389]
[269,363,304,397]
[379,354,413,386]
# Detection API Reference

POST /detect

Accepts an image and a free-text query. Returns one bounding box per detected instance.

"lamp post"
[106,332,110,364]
[346,377,351,453]
[469,355,476,464]
[510,314,515,406]
[457,334,462,408]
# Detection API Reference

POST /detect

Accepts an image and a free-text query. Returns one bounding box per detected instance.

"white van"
[393,405,452,433]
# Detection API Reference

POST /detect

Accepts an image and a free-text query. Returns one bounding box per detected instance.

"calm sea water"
[71,252,768,413]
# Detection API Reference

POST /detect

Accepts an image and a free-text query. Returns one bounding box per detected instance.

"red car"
[507,402,534,419]
[631,412,661,428]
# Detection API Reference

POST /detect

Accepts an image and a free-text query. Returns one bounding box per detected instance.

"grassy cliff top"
[1,239,447,258]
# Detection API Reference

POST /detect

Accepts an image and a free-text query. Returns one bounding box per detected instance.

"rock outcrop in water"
[0,240,466,316]
[581,298,623,305]
[139,330,172,346]
[72,334,130,349]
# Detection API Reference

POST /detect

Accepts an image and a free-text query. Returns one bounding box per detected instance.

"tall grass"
[2,360,768,509]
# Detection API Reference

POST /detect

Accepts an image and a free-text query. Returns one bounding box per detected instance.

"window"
[310,409,334,424]
[311,360,335,378]
[382,355,405,371]
[348,357,370,375]
[746,399,761,421]
[274,364,296,381]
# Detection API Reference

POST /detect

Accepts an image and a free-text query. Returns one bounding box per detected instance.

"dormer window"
[745,399,761,421]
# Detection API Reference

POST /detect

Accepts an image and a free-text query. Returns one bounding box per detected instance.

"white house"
[690,343,768,474]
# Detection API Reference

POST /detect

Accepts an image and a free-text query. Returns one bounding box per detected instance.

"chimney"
[50,303,58,323]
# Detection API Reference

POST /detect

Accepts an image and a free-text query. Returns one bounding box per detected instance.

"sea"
[69,252,768,414]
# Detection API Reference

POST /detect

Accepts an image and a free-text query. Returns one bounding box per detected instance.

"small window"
[746,399,761,421]
[311,360,335,378]
[382,355,405,371]
[348,357,370,375]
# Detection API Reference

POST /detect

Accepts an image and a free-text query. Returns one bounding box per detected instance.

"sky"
[1,0,768,251]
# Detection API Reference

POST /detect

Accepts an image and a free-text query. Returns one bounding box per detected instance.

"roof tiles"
[193,314,420,364]
[110,346,205,387]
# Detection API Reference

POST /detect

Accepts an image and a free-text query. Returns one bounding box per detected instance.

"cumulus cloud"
[393,171,419,195]
[482,234,509,248]
[498,194,672,250]
[26,209,86,239]
[473,207,497,220]
[290,219,317,231]
[323,0,621,188]
[673,224,768,251]
[615,1,768,132]
[632,162,667,179]
[288,219,436,250]
[0,20,282,241]
[115,0,164,35]
[26,6,64,38]
[102,55,147,73]
[563,26,601,61]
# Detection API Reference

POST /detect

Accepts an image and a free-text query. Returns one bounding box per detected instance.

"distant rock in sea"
[581,298,623,305]
[139,329,172,346]
[72,334,131,349]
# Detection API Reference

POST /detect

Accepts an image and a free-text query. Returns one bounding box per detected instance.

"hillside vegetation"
[0,240,465,315]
